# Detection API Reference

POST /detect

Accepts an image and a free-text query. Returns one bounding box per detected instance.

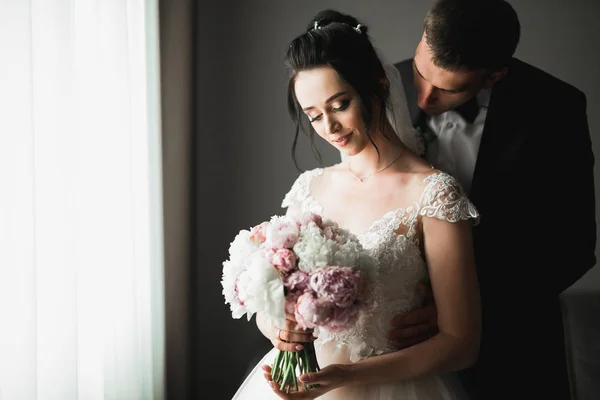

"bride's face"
[413,34,485,116]
[294,66,372,156]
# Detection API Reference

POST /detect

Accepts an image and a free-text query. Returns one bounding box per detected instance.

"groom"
[388,1,596,399]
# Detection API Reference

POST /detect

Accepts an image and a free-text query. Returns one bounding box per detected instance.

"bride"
[231,9,480,400]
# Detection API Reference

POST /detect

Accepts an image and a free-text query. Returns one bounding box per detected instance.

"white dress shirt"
[424,88,491,194]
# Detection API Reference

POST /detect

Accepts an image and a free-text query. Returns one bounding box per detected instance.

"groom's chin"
[420,106,444,116]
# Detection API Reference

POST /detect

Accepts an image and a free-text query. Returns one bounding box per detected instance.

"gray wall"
[192,1,600,399]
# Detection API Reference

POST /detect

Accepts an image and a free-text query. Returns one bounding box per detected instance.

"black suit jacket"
[396,58,597,399]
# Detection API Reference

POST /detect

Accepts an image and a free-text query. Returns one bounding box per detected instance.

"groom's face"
[413,35,485,116]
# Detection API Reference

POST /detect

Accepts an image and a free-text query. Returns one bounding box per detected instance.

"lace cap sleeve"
[281,168,323,210]
[418,172,480,225]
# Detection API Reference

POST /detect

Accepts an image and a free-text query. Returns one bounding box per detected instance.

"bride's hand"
[262,363,351,399]
[271,312,315,352]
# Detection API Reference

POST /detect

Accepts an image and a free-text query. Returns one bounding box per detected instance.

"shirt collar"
[477,87,492,108]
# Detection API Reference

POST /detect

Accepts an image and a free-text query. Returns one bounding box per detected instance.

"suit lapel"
[470,61,523,207]
[469,94,500,206]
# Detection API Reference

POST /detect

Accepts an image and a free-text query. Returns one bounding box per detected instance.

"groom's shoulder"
[393,58,414,84]
[508,58,585,99]
[393,58,413,72]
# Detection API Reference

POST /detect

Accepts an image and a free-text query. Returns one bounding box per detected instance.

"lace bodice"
[281,168,479,362]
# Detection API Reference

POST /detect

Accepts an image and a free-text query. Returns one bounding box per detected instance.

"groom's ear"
[482,67,507,88]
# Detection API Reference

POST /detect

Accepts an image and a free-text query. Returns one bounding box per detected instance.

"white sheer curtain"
[0,1,165,399]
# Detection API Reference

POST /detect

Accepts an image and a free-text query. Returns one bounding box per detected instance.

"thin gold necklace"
[348,148,404,183]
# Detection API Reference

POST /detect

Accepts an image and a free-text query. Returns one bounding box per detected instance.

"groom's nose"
[418,83,438,109]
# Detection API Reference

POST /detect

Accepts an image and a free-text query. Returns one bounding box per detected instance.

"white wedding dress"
[232,168,479,400]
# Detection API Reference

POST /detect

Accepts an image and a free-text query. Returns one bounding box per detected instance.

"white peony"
[236,252,286,328]
[333,240,361,268]
[228,229,260,264]
[293,223,336,273]
[221,259,247,319]
[222,229,262,319]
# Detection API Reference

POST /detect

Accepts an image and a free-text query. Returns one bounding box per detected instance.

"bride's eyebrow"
[302,91,348,111]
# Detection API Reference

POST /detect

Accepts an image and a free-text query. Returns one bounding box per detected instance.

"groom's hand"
[386,282,438,349]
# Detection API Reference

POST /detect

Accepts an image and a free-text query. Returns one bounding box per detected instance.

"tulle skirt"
[232,348,469,400]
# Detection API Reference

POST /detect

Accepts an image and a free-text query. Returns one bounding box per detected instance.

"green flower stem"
[271,342,321,393]
[271,350,282,380]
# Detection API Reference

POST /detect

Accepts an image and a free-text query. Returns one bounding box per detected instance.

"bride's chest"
[361,230,424,275]
[310,178,417,235]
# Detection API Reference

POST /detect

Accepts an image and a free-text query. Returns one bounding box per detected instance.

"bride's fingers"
[261,364,272,374]
[262,368,273,382]
[271,328,306,351]
[274,338,306,352]
[270,383,317,399]
[285,312,297,322]
[278,329,314,343]
[284,319,314,338]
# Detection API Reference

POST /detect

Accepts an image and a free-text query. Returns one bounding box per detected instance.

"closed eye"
[333,99,350,112]
[439,88,460,94]
[308,99,350,123]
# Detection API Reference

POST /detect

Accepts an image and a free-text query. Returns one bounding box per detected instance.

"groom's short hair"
[424,0,520,72]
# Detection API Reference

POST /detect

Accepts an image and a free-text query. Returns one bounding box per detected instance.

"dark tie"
[454,96,480,124]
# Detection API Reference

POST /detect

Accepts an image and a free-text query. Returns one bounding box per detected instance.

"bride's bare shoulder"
[395,152,437,186]
[310,163,347,193]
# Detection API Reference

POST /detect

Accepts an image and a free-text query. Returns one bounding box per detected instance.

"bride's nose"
[324,115,341,135]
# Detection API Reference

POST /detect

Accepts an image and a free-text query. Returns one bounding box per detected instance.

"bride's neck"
[347,125,404,175]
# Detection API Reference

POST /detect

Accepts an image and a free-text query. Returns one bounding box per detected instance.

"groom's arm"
[498,87,596,297]
[527,89,596,295]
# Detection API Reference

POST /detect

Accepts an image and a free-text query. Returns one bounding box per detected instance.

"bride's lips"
[331,132,352,147]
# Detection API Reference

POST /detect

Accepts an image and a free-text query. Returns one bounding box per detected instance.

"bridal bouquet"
[221,211,373,392]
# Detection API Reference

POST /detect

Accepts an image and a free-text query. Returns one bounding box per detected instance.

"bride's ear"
[378,76,390,92]
[371,76,390,107]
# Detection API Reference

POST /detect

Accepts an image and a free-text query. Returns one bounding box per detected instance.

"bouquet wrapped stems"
[271,341,320,393]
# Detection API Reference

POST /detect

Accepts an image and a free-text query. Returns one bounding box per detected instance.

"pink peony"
[295,212,323,229]
[309,266,359,309]
[272,248,297,273]
[284,270,310,292]
[284,295,298,314]
[283,271,311,314]
[249,222,268,244]
[323,304,360,333]
[266,218,300,249]
[322,226,340,241]
[321,221,346,243]
[294,292,332,330]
